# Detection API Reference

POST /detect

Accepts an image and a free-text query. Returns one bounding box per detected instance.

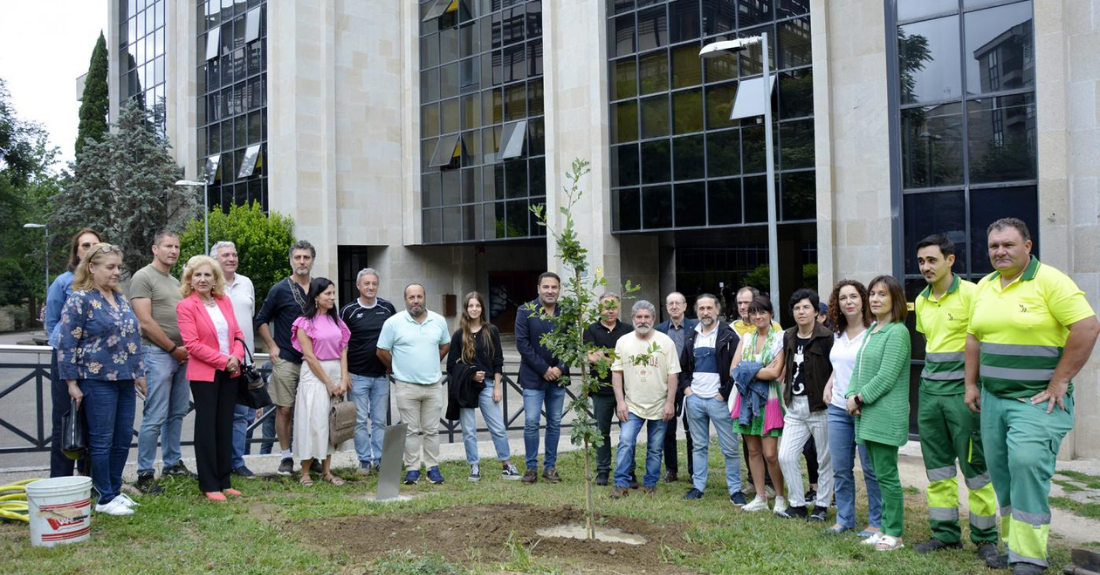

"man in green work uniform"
[966,218,1100,575]
[912,234,999,559]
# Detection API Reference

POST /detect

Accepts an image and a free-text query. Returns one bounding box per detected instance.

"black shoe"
[163,462,196,478]
[977,543,1001,563]
[913,538,963,554]
[628,475,639,489]
[805,488,817,503]
[808,506,828,522]
[232,465,255,479]
[135,472,163,495]
[985,551,1010,570]
[310,460,323,474]
[663,471,678,483]
[1011,564,1045,575]
[595,472,609,486]
[684,488,704,500]
[729,491,747,505]
[776,505,808,519]
[277,458,294,476]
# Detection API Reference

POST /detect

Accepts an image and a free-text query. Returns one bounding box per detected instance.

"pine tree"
[76,32,109,158]
[52,100,199,276]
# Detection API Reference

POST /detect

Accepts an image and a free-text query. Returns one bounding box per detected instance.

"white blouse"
[828,327,868,409]
[204,302,231,355]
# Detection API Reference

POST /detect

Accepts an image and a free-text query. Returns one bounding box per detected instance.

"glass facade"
[608,0,814,232]
[196,0,269,211]
[118,0,167,136]
[419,0,546,244]
[894,0,1038,297]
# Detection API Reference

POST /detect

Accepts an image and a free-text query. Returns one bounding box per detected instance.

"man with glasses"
[655,292,697,483]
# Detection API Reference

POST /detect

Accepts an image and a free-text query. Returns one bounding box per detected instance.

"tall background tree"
[75,32,109,158]
[0,78,61,309]
[52,100,199,276]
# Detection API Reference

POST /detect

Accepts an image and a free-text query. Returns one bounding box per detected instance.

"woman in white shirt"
[822,280,883,536]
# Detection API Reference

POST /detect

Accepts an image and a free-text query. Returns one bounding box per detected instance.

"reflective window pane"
[738,0,773,28]
[968,93,1036,184]
[673,89,704,134]
[779,119,814,170]
[639,50,669,95]
[642,185,673,229]
[611,15,635,57]
[777,0,809,18]
[897,0,957,22]
[420,34,439,69]
[614,187,642,231]
[505,200,530,237]
[898,15,961,105]
[674,182,707,227]
[637,7,668,52]
[708,177,742,226]
[704,52,738,83]
[900,103,964,189]
[613,143,640,187]
[779,68,813,119]
[612,100,639,143]
[707,129,740,177]
[702,0,736,36]
[903,190,966,275]
[964,2,1034,95]
[673,134,706,180]
[641,139,671,183]
[780,170,815,221]
[743,175,767,223]
[612,58,638,100]
[969,186,1038,275]
[778,18,811,70]
[669,0,701,43]
[640,94,670,138]
[671,44,703,89]
[705,82,736,129]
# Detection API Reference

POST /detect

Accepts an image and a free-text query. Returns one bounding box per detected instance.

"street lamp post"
[701,33,780,308]
[175,178,209,253]
[23,222,48,298]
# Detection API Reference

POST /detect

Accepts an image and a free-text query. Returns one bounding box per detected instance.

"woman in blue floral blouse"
[57,244,146,516]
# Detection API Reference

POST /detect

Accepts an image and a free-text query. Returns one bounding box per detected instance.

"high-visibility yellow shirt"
[915,274,974,395]
[968,256,1095,398]
[730,319,782,338]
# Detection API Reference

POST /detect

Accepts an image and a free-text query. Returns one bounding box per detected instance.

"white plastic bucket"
[26,476,93,547]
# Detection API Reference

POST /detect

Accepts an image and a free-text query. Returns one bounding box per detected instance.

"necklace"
[202,297,216,308]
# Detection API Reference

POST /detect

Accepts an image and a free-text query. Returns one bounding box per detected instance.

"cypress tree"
[75,32,109,157]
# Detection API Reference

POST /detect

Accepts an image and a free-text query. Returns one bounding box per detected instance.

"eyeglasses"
[95,244,121,254]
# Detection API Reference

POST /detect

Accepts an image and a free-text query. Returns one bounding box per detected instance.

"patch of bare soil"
[296,503,699,574]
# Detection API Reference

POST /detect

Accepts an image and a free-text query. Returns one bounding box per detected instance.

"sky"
[0,1,108,170]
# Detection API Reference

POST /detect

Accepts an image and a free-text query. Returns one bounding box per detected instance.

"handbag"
[236,339,273,409]
[61,399,86,460]
[329,395,356,447]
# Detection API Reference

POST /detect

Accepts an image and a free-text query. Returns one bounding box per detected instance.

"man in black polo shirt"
[583,292,635,486]
[256,240,315,476]
[339,267,397,474]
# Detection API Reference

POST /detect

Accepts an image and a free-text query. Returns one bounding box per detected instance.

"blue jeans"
[615,413,666,488]
[685,393,743,494]
[460,381,511,464]
[522,384,565,470]
[80,379,135,504]
[827,404,883,529]
[137,347,190,474]
[231,404,253,468]
[349,374,390,465]
[259,407,276,454]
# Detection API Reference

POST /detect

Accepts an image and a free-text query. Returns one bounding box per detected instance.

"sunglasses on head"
[95,244,121,254]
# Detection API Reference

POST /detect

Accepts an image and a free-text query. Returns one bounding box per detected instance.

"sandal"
[875,535,904,551]
[322,474,345,486]
[299,473,314,487]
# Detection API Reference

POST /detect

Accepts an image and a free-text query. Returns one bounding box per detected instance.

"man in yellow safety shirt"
[965,218,1100,575]
[911,234,998,560]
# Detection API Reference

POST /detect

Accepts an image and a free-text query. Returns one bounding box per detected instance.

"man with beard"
[377,283,451,485]
[610,301,680,498]
[256,240,316,476]
[132,229,193,492]
[515,272,570,483]
[680,293,745,504]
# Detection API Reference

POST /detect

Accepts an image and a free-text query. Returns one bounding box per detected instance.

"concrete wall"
[1036,0,1100,458]
[811,0,894,289]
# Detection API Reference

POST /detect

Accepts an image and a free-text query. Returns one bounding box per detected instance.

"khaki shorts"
[271,356,302,407]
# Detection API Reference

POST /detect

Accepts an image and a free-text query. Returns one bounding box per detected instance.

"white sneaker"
[860,532,884,546]
[115,493,139,508]
[772,495,788,514]
[95,498,135,516]
[742,496,769,512]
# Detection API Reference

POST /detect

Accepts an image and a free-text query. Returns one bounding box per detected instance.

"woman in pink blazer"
[177,255,246,501]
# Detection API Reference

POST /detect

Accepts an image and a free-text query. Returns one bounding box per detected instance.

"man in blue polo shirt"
[377,283,451,485]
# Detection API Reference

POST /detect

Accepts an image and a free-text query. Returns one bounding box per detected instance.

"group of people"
[45,217,1097,575]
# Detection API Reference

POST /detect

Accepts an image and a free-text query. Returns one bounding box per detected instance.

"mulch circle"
[296,503,700,573]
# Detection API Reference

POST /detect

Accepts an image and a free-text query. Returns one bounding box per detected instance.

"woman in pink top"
[291,278,351,486]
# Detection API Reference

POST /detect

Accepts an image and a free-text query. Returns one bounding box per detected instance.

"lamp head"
[175,179,206,186]
[23,223,45,229]
[699,36,762,58]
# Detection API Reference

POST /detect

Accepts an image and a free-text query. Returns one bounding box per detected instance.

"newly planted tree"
[529,158,638,539]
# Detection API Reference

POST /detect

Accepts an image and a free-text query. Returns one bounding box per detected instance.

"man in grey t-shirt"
[130,229,193,491]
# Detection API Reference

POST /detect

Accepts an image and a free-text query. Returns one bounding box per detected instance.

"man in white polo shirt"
[376,283,451,485]
[211,241,257,479]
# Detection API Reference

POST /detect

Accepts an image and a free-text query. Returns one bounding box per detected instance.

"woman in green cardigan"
[846,275,911,552]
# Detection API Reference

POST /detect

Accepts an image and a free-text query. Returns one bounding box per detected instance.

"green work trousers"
[981,389,1074,569]
[918,390,999,544]
[864,440,904,537]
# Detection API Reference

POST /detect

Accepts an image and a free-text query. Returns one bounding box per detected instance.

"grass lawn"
[0,447,1074,575]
